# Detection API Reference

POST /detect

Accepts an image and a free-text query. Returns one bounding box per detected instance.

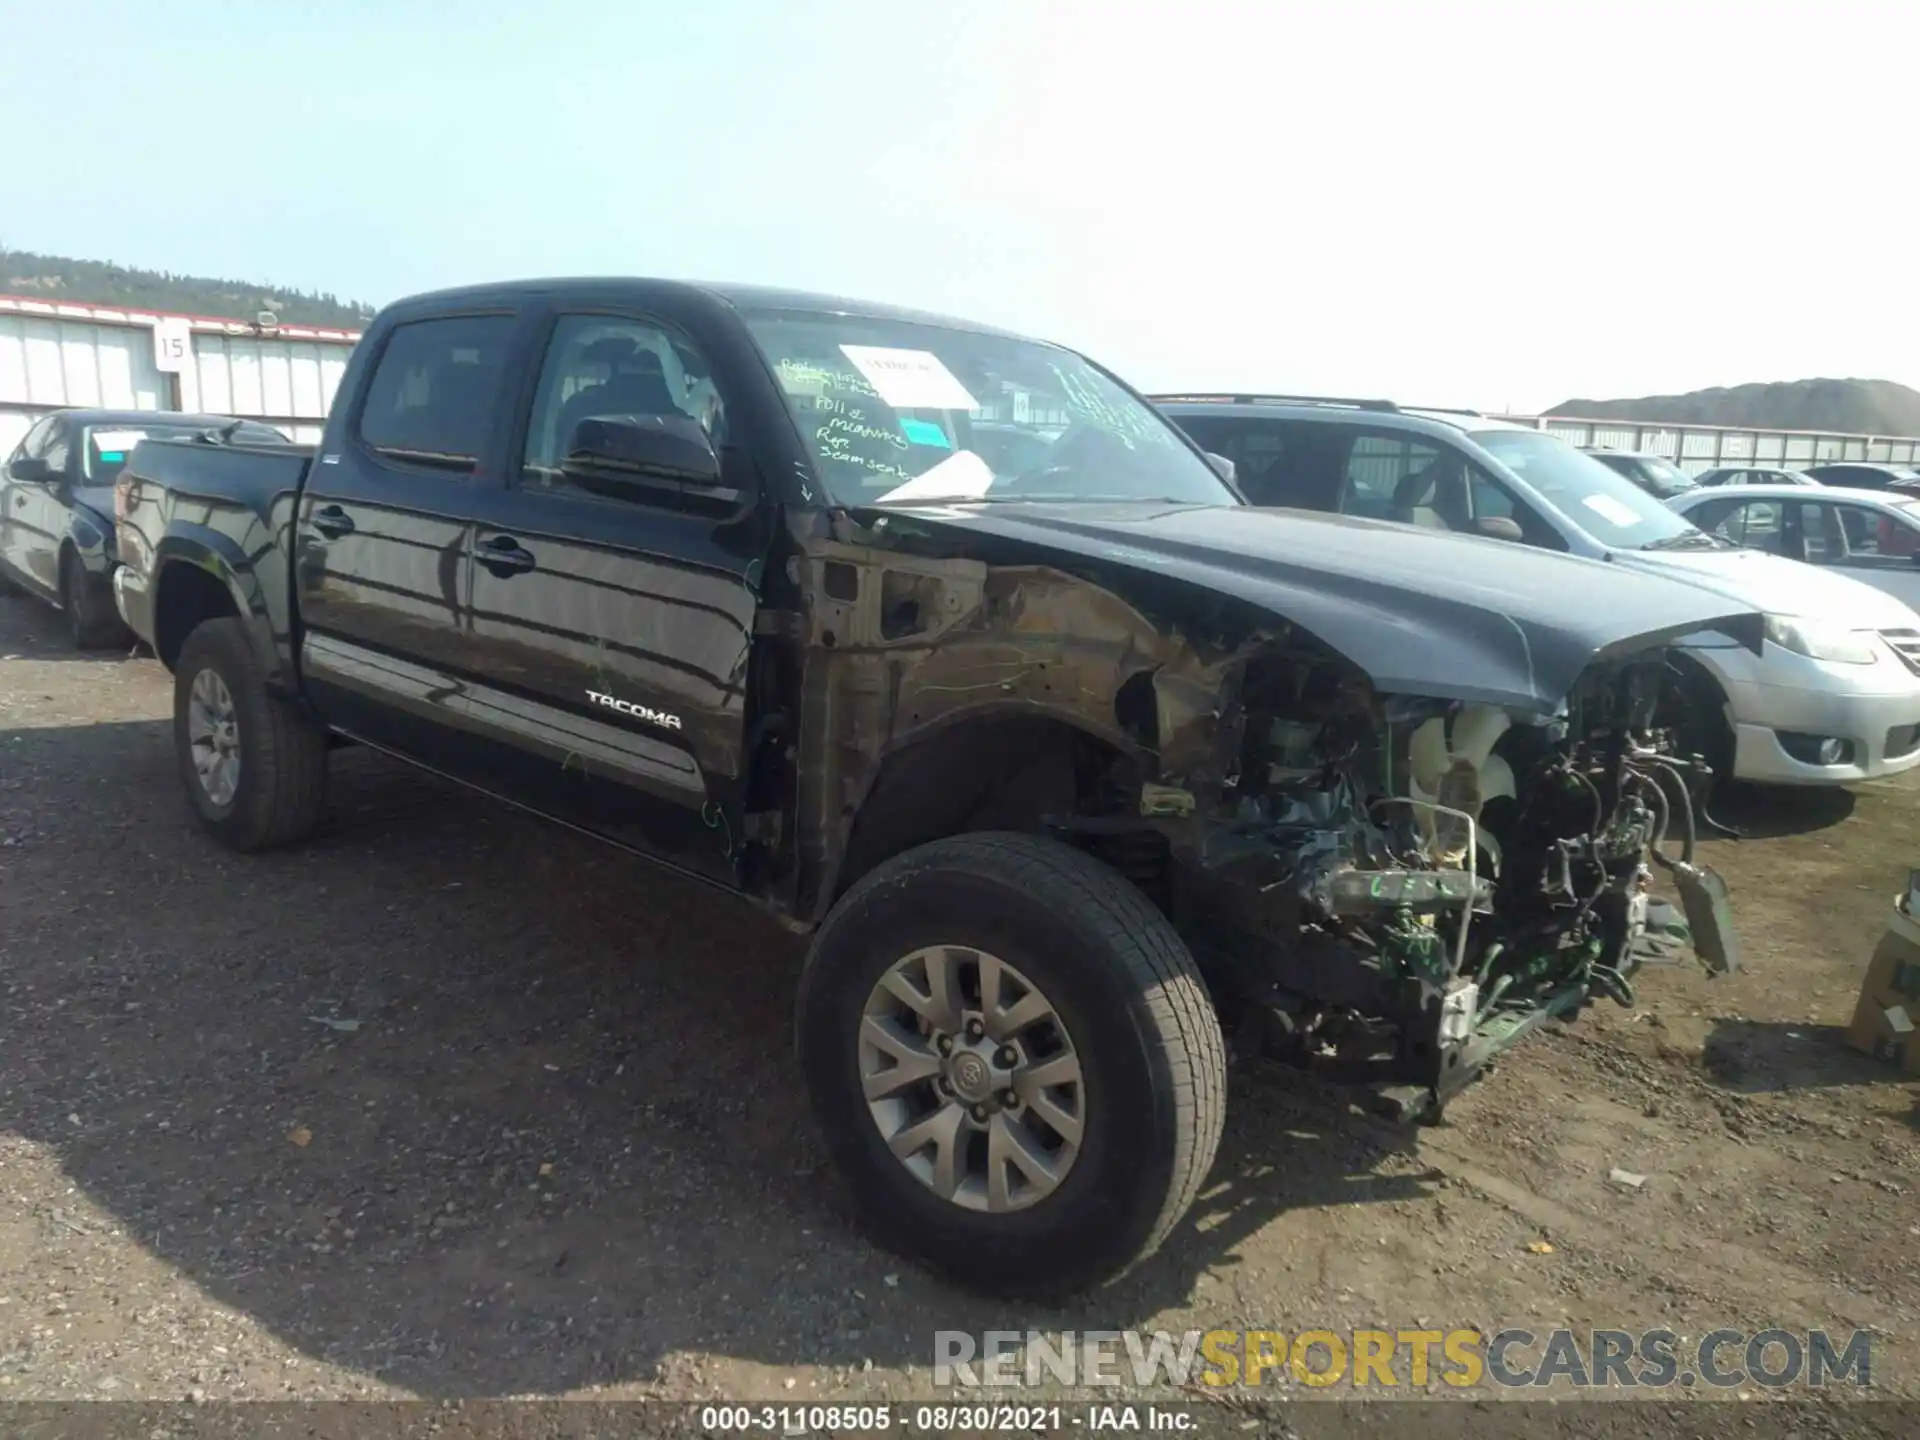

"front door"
[459,309,764,882]
[2,416,69,596]
[294,309,519,761]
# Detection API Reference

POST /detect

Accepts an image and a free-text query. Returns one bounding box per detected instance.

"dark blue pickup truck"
[113,277,1757,1296]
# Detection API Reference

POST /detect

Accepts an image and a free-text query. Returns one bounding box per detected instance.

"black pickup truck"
[114,278,1759,1296]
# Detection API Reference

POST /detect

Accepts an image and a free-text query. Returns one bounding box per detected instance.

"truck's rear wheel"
[796,832,1225,1297]
[173,618,328,851]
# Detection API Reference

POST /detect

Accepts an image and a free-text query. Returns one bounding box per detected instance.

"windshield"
[739,309,1236,508]
[81,421,287,484]
[1471,430,1708,550]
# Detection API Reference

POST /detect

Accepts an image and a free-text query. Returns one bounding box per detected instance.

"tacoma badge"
[586,690,683,731]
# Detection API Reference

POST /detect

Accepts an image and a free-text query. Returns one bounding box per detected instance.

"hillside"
[1546,378,1920,436]
[0,248,374,329]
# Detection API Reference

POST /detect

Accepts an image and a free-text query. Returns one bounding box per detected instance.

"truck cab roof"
[381,277,1043,345]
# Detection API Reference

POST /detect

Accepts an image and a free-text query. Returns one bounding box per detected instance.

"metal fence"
[1518,414,1920,474]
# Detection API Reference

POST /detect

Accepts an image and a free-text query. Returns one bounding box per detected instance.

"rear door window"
[357,314,516,473]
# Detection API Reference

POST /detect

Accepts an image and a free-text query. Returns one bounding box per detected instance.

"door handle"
[477,534,536,577]
[311,505,355,539]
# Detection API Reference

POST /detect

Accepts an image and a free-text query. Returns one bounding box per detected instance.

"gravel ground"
[3,589,1919,1430]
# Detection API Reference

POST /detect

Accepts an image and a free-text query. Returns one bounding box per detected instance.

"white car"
[1669,484,1920,612]
[1154,400,1920,787]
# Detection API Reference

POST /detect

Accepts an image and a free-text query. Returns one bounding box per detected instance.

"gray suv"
[1153,394,1920,787]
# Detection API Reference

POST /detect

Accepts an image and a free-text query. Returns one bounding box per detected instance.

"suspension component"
[1088,827,1173,912]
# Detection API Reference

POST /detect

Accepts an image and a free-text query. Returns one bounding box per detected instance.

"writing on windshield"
[744,310,1234,509]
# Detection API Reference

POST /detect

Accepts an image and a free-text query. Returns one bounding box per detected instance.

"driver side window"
[12,416,56,465]
[1340,434,1448,523]
[1714,500,1788,553]
[521,314,726,500]
[40,424,71,477]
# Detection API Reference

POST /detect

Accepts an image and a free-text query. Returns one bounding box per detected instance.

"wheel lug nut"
[970,1105,988,1122]
[1000,1090,1018,1108]
[996,1046,1018,1067]
[965,1019,985,1039]
[936,1034,953,1055]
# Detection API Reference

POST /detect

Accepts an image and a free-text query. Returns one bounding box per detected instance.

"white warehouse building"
[0,293,360,456]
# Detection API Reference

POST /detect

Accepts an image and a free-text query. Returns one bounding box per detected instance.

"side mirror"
[1204,452,1236,483]
[562,414,737,505]
[8,456,53,485]
[1472,515,1526,542]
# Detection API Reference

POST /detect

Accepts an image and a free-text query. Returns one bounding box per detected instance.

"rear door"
[294,308,523,762]
[457,306,763,882]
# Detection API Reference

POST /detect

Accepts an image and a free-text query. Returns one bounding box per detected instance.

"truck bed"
[113,436,315,661]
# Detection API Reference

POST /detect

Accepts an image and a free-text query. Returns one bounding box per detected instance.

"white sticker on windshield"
[838,345,979,411]
[90,430,149,452]
[1582,493,1645,527]
[874,449,995,505]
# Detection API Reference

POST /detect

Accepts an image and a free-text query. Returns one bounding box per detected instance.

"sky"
[2,0,1914,414]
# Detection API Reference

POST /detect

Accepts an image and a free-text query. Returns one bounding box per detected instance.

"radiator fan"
[1407,705,1516,872]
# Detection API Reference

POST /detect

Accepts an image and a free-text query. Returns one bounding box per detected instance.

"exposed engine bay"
[1111,646,1741,1121]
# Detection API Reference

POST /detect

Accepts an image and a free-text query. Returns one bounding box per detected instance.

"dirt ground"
[4,590,1919,1427]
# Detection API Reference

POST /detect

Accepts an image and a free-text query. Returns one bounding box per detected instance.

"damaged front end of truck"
[1140,642,1743,1121]
[786,504,1760,1123]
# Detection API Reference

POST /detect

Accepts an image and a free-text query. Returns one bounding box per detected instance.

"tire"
[795,831,1226,1297]
[173,617,329,851]
[62,553,127,650]
[1669,657,1736,788]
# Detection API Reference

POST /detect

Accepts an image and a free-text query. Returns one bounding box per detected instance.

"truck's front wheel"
[173,618,328,851]
[796,832,1226,1297]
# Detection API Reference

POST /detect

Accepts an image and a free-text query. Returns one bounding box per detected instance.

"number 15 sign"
[152,317,193,374]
